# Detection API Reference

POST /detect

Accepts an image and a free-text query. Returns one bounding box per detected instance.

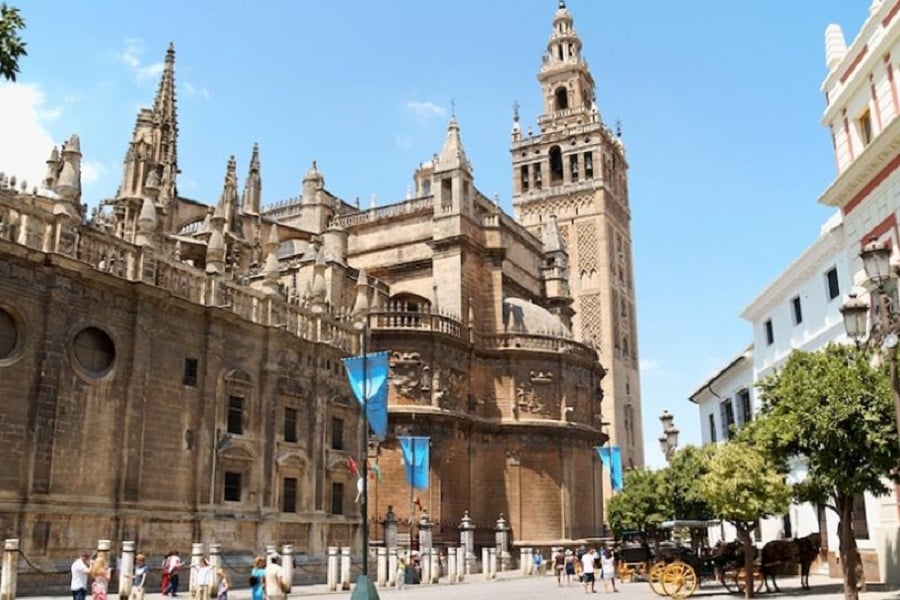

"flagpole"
[361,319,369,580]
[409,438,415,550]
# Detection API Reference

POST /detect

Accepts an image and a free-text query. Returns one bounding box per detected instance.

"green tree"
[665,445,716,549]
[755,343,900,600]
[701,440,791,599]
[0,3,26,81]
[607,468,670,539]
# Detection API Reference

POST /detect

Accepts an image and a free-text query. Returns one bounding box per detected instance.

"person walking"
[564,549,576,585]
[581,547,596,593]
[129,554,149,600]
[215,567,230,600]
[396,556,407,590]
[70,552,91,600]
[89,555,111,600]
[600,549,618,592]
[192,556,215,600]
[164,550,182,596]
[553,549,565,586]
[533,550,543,576]
[264,555,287,600]
[249,556,266,600]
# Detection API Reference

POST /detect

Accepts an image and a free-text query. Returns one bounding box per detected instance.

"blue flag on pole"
[399,436,430,489]
[595,445,624,492]
[342,351,390,441]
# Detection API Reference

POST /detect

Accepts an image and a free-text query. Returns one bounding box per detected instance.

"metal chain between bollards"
[217,553,253,575]
[16,548,54,573]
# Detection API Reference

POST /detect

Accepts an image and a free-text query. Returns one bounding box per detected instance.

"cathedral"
[0,0,642,572]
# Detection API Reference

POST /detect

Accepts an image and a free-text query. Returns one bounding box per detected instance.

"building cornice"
[817,115,900,209]
[687,345,753,403]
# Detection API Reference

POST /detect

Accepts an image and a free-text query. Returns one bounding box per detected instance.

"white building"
[689,0,900,583]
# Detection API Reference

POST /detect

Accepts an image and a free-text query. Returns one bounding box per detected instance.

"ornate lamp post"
[840,238,900,454]
[659,410,679,464]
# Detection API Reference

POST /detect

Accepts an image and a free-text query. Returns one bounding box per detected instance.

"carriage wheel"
[734,567,764,594]
[662,562,698,599]
[648,562,668,596]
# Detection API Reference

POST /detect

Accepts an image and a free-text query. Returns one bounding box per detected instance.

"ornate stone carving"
[515,384,543,415]
[389,351,429,401]
[529,370,553,384]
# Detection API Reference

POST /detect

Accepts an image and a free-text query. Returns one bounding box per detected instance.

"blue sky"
[0,1,870,468]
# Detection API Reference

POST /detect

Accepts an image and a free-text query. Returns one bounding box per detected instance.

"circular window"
[0,308,17,359]
[73,327,115,376]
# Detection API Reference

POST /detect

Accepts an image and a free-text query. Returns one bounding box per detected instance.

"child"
[396,557,407,590]
[215,568,230,600]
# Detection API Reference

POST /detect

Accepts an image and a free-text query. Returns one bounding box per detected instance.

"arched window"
[555,87,569,111]
[549,146,564,184]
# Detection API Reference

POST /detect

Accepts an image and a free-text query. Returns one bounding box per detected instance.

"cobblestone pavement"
[20,573,900,600]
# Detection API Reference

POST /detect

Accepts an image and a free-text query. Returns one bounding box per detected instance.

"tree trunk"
[738,525,755,599]
[837,493,859,600]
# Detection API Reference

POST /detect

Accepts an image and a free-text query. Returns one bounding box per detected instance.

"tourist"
[600,548,618,592]
[396,556,407,590]
[264,554,287,600]
[129,554,149,600]
[89,554,111,600]
[191,556,215,600]
[215,567,230,600]
[533,550,543,575]
[249,556,266,600]
[163,550,182,596]
[70,552,91,600]
[553,548,565,585]
[581,547,596,593]
[564,549,576,585]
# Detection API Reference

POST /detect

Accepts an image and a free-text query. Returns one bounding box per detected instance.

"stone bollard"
[421,549,431,585]
[326,547,338,591]
[482,547,490,580]
[189,542,203,599]
[118,541,136,599]
[447,546,458,583]
[384,506,398,552]
[265,544,278,559]
[458,546,467,580]
[489,547,497,579]
[376,547,387,587]
[281,544,293,592]
[430,550,440,583]
[340,546,351,590]
[387,547,398,586]
[459,511,475,566]
[495,514,510,571]
[520,547,529,576]
[1,539,18,600]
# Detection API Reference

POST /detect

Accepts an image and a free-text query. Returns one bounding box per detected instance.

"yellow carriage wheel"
[648,561,668,596]
[662,561,698,599]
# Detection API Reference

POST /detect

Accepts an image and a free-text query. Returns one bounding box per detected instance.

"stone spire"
[136,194,159,248]
[54,135,83,216]
[241,143,262,214]
[538,0,595,119]
[43,145,61,191]
[206,203,226,275]
[216,155,243,238]
[542,214,564,254]
[261,224,281,295]
[153,43,179,203]
[351,268,370,322]
[434,117,471,174]
[309,248,327,313]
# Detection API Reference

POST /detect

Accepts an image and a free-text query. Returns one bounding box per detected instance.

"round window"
[0,308,17,359]
[73,327,116,376]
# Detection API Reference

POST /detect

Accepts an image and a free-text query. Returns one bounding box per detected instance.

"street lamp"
[840,238,900,454]
[659,410,679,464]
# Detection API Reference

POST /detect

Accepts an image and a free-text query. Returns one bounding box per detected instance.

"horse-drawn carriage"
[617,520,763,599]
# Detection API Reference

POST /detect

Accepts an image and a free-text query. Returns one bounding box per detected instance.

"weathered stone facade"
[0,1,634,575]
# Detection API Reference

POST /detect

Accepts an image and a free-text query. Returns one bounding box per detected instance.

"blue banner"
[342,351,390,441]
[399,436,430,490]
[595,445,623,492]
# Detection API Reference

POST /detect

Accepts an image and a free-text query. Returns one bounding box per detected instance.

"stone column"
[520,547,530,576]
[118,541,135,599]
[458,546,467,579]
[0,539,18,600]
[495,513,510,571]
[265,544,278,558]
[447,546,458,583]
[482,547,490,580]
[384,506,398,552]
[340,546,351,590]
[430,551,440,584]
[418,512,433,555]
[189,542,203,599]
[421,548,431,585]
[281,544,293,593]
[488,547,497,579]
[387,547,398,586]
[376,547,387,587]
[326,547,338,591]
[459,510,475,566]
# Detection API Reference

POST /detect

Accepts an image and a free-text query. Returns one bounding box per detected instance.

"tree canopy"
[666,444,716,522]
[0,3,26,81]
[754,343,900,599]
[607,468,670,537]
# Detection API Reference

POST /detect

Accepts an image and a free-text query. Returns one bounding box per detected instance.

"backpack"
[249,575,258,587]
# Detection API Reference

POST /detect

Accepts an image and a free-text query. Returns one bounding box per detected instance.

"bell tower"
[511,0,644,469]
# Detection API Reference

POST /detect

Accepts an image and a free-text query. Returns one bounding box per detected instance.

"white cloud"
[116,38,164,82]
[640,358,661,373]
[406,100,447,123]
[183,81,211,100]
[81,160,105,185]
[0,84,57,191]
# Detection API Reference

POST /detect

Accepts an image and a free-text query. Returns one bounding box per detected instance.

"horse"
[712,540,757,584]
[760,532,821,591]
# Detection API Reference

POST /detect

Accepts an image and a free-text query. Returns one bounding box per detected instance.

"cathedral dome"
[502,297,570,337]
